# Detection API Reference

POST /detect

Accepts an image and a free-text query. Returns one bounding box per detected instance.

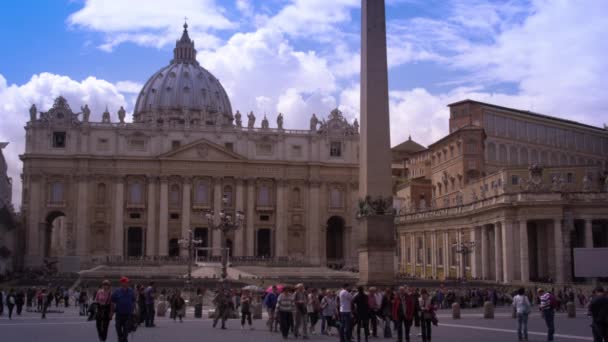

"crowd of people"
[1,280,607,342]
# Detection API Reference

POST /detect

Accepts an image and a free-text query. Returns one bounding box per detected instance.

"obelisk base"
[357,215,395,286]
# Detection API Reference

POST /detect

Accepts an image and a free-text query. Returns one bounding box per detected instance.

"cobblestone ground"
[0,305,595,341]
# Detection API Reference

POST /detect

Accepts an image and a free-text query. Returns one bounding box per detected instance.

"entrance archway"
[194,228,209,257]
[127,227,143,257]
[256,229,271,257]
[326,216,345,261]
[44,211,66,258]
[226,239,233,257]
[168,238,180,257]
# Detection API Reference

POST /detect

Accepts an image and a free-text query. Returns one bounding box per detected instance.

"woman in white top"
[512,287,532,341]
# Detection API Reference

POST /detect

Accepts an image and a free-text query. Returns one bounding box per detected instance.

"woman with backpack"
[513,287,532,342]
[94,280,113,342]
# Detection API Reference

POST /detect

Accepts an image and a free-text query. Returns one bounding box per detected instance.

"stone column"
[26,175,43,266]
[584,219,594,248]
[75,175,89,257]
[158,176,169,256]
[308,181,321,265]
[481,226,490,280]
[180,177,192,256]
[234,179,245,257]
[112,177,125,257]
[146,176,157,256]
[494,224,503,282]
[358,0,395,285]
[472,227,482,279]
[519,219,530,283]
[246,178,255,256]
[212,177,222,257]
[410,233,416,276]
[554,218,565,284]
[501,220,514,283]
[421,232,428,279]
[275,180,286,257]
[431,231,437,279]
[457,230,464,279]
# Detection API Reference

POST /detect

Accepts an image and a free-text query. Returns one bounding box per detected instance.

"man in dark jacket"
[589,286,608,342]
[392,286,420,342]
[112,277,136,342]
[353,286,371,342]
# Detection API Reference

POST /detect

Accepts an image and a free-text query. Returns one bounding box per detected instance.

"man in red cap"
[111,277,136,342]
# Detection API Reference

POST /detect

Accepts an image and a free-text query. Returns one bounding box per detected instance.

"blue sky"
[1,0,608,207]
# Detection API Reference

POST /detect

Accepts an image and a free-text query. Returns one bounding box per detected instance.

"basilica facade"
[21,24,360,268]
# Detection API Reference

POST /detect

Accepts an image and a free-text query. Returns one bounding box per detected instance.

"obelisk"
[358,0,395,285]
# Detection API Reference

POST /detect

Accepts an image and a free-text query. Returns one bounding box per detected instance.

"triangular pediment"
[158,138,246,161]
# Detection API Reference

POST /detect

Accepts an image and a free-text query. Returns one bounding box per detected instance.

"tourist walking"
[171,291,186,323]
[277,286,295,340]
[143,282,156,327]
[368,287,382,338]
[79,288,89,316]
[513,287,532,342]
[419,289,435,342]
[6,289,16,319]
[41,288,53,319]
[538,288,556,341]
[308,288,321,335]
[393,286,419,342]
[294,283,309,339]
[321,290,338,336]
[589,286,608,342]
[111,277,136,342]
[15,289,24,316]
[241,290,254,329]
[94,280,113,342]
[264,285,279,332]
[212,288,231,329]
[353,286,371,342]
[339,283,354,342]
[381,288,394,338]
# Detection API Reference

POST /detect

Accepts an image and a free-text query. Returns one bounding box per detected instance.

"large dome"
[133,23,233,125]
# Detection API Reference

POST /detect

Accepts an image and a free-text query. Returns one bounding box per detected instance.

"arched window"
[194,181,209,205]
[169,184,180,206]
[96,183,107,204]
[50,182,64,203]
[330,188,343,209]
[291,187,302,208]
[223,185,233,207]
[129,181,143,204]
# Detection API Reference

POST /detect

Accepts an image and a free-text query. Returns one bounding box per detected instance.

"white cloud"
[0,73,130,208]
[276,88,337,128]
[115,80,143,94]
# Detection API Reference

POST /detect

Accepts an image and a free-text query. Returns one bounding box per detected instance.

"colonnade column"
[180,177,192,257]
[246,179,255,256]
[158,176,169,256]
[519,219,529,283]
[584,219,594,248]
[422,232,427,279]
[443,231,449,279]
[75,175,89,257]
[494,224,503,282]
[26,175,42,265]
[145,176,157,256]
[554,218,565,284]
[501,220,514,283]
[212,177,222,257]
[410,234,415,276]
[275,181,286,257]
[481,226,489,280]
[234,179,245,257]
[431,232,437,279]
[457,230,463,279]
[308,181,321,265]
[472,227,481,279]
[113,177,125,257]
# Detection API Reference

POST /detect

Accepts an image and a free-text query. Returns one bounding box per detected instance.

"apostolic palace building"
[17,24,608,285]
[20,25,360,269]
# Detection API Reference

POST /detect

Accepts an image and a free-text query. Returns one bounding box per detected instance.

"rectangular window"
[567,173,574,183]
[330,188,343,209]
[50,182,64,203]
[256,143,273,155]
[511,175,519,185]
[170,213,180,220]
[224,142,234,152]
[128,138,146,151]
[97,138,109,151]
[52,132,66,148]
[291,145,302,158]
[194,182,210,206]
[258,185,271,206]
[330,141,342,157]
[171,140,181,150]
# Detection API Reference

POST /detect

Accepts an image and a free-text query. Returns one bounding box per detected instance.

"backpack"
[549,294,558,310]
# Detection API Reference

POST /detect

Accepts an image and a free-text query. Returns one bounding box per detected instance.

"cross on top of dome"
[172,20,198,65]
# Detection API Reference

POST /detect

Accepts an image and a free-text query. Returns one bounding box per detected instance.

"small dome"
[133,23,232,123]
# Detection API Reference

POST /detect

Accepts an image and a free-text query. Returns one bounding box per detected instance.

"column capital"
[308,179,322,188]
[114,175,126,184]
[182,176,193,185]
[212,176,223,184]
[146,175,159,184]
[159,175,170,184]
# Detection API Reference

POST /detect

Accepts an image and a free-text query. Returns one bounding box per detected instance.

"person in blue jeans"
[112,277,136,342]
[339,284,353,342]
[538,288,555,341]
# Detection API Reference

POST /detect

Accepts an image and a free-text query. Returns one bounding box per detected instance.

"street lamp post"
[205,196,245,283]
[453,233,475,283]
[178,229,202,289]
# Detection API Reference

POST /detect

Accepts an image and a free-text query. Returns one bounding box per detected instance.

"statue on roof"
[247,111,255,129]
[277,113,284,130]
[102,107,111,123]
[117,106,126,123]
[261,115,269,129]
[310,113,318,131]
[353,118,359,133]
[81,104,90,123]
[29,104,37,122]
[235,110,242,128]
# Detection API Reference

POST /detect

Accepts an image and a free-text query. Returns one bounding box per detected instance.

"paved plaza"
[0,306,595,342]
